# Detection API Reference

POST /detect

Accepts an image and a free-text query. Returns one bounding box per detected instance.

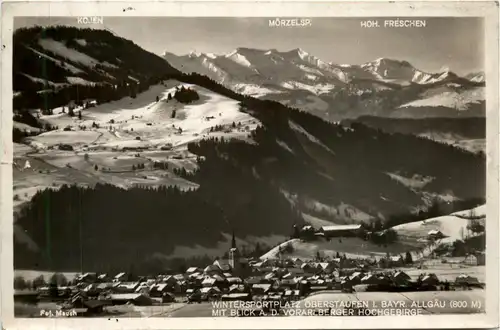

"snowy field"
[392,204,485,244]
[262,205,485,262]
[400,87,484,111]
[13,81,261,209]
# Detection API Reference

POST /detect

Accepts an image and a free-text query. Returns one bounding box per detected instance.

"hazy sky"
[15,17,484,75]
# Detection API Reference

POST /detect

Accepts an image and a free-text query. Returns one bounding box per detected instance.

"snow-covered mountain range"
[164,48,485,120]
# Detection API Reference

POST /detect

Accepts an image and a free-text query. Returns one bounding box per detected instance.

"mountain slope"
[13,26,180,115]
[13,27,486,273]
[164,49,485,121]
[342,116,486,153]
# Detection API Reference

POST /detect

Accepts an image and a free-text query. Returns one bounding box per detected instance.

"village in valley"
[14,220,486,317]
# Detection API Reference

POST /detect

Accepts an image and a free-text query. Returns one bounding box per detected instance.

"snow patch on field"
[13,122,41,133]
[386,172,434,189]
[393,204,485,244]
[128,76,140,83]
[38,38,118,69]
[233,83,280,97]
[261,238,403,261]
[29,130,100,148]
[26,46,84,74]
[21,73,67,88]
[66,76,96,85]
[301,199,373,224]
[400,87,484,110]
[75,39,87,46]
[281,81,335,95]
[276,139,294,154]
[289,120,335,155]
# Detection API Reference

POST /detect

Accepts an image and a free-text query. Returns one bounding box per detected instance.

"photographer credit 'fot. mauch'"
[1,1,498,330]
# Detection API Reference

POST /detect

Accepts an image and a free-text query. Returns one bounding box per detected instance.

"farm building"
[300,263,316,273]
[420,273,440,286]
[291,258,304,266]
[360,274,381,285]
[213,259,232,272]
[229,284,246,293]
[251,283,272,295]
[316,262,335,274]
[200,287,221,297]
[109,293,153,306]
[226,276,243,284]
[97,274,110,281]
[319,224,364,238]
[283,290,301,299]
[186,267,202,274]
[392,271,411,285]
[201,277,217,287]
[204,264,222,275]
[149,283,170,297]
[348,272,364,285]
[389,255,405,267]
[464,253,485,266]
[455,274,480,285]
[114,282,140,293]
[114,272,127,282]
[427,230,445,240]
[77,272,97,283]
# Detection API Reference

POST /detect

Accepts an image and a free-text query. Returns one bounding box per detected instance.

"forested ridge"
[342,116,486,140]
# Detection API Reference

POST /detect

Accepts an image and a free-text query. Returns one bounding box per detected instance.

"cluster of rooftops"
[18,255,482,311]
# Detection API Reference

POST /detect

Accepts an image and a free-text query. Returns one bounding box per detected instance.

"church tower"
[229,230,238,269]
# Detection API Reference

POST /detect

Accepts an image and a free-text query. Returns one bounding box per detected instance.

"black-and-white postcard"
[1,1,498,329]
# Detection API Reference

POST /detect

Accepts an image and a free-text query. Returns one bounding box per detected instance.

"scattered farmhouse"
[319,224,364,238]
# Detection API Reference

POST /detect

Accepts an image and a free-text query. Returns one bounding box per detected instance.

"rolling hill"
[260,204,485,262]
[12,26,486,273]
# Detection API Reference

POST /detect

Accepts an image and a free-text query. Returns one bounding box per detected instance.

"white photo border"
[1,1,498,329]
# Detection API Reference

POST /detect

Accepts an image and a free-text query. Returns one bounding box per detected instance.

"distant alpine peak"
[227,47,267,56]
[363,57,415,69]
[288,47,308,56]
[439,66,451,73]
[188,50,202,58]
[466,71,485,83]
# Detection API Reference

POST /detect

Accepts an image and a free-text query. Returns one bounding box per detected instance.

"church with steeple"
[229,230,238,269]
[228,230,249,278]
